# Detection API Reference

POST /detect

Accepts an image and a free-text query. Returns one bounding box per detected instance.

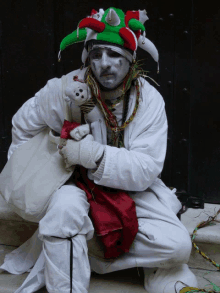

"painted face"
[89,47,130,90]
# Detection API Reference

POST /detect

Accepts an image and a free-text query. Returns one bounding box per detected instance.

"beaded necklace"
[107,95,124,110]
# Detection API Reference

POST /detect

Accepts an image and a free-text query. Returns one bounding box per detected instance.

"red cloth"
[79,18,105,33]
[60,120,138,258]
[75,168,138,258]
[60,120,81,139]
[125,10,140,26]
[119,27,137,51]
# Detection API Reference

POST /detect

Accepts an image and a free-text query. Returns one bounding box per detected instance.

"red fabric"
[125,11,140,26]
[125,11,141,40]
[119,27,137,51]
[79,18,105,33]
[75,167,138,259]
[73,75,85,83]
[60,120,81,139]
[134,30,141,40]
[90,9,98,16]
[60,120,138,258]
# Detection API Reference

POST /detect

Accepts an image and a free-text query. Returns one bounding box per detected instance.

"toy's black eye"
[79,89,83,92]
[76,93,79,96]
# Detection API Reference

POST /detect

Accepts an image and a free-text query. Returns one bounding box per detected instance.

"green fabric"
[97,7,125,46]
[97,31,124,46]
[101,7,125,27]
[60,7,146,52]
[128,19,145,31]
[60,28,87,51]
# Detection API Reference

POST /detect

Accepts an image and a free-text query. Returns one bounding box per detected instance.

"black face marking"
[81,95,84,99]
[79,89,83,92]
[76,93,79,96]
[119,59,123,67]
[92,61,96,71]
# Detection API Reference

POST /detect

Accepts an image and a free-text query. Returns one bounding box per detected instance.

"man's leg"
[39,183,94,293]
[89,187,198,292]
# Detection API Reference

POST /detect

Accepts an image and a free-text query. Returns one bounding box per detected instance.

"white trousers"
[36,180,198,293]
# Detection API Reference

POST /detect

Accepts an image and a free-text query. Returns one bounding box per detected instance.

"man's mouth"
[102,75,113,78]
[100,72,115,77]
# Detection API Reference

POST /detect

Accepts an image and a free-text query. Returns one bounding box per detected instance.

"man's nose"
[101,52,111,69]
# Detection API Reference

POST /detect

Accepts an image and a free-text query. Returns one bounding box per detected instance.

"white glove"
[70,124,90,141]
[59,134,105,169]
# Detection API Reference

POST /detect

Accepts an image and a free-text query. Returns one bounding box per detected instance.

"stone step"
[1,245,220,293]
[1,245,220,292]
[0,244,146,293]
[181,203,220,270]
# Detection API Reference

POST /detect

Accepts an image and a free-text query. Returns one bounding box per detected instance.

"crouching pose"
[0,7,199,293]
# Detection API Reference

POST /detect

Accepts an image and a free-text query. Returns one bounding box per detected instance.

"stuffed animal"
[64,80,93,141]
[65,80,92,106]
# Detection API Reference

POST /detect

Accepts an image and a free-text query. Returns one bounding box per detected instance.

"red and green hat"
[58,7,159,68]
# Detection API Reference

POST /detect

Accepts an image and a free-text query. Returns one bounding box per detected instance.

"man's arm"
[8,76,66,160]
[92,84,168,192]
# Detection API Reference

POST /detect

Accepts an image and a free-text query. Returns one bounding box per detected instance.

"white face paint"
[89,47,130,90]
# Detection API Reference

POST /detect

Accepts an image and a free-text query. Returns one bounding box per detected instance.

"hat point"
[105,8,120,26]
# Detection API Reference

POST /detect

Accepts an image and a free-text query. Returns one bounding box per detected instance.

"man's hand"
[70,124,90,141]
[59,134,105,169]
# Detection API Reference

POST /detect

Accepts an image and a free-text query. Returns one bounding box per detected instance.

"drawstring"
[50,235,75,293]
[67,237,73,293]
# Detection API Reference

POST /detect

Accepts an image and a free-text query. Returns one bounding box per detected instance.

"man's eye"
[108,51,121,58]
[91,52,102,59]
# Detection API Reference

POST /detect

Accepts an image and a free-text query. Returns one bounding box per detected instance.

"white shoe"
[143,264,198,293]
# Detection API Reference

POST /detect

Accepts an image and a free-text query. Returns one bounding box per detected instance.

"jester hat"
[59,7,159,69]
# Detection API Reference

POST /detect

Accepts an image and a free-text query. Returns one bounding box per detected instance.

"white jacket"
[8,67,168,193]
[1,68,183,293]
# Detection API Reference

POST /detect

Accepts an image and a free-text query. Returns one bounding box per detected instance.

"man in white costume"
[0,7,199,293]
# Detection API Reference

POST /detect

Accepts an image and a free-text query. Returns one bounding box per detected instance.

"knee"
[169,230,192,265]
[39,185,94,239]
[47,185,90,216]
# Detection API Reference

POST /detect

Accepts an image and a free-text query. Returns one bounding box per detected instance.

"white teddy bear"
[64,81,93,141]
[65,81,92,106]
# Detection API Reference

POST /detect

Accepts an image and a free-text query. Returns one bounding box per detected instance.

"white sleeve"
[93,86,168,192]
[7,77,65,160]
[7,97,47,160]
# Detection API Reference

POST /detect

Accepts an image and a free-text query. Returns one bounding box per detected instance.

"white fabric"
[1,67,197,292]
[138,36,159,63]
[88,79,168,192]
[39,184,93,293]
[13,250,45,293]
[0,128,73,222]
[0,182,193,293]
[43,236,90,293]
[70,124,90,141]
[60,134,105,169]
[88,184,190,273]
[8,68,168,193]
[88,44,134,63]
[0,229,42,275]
